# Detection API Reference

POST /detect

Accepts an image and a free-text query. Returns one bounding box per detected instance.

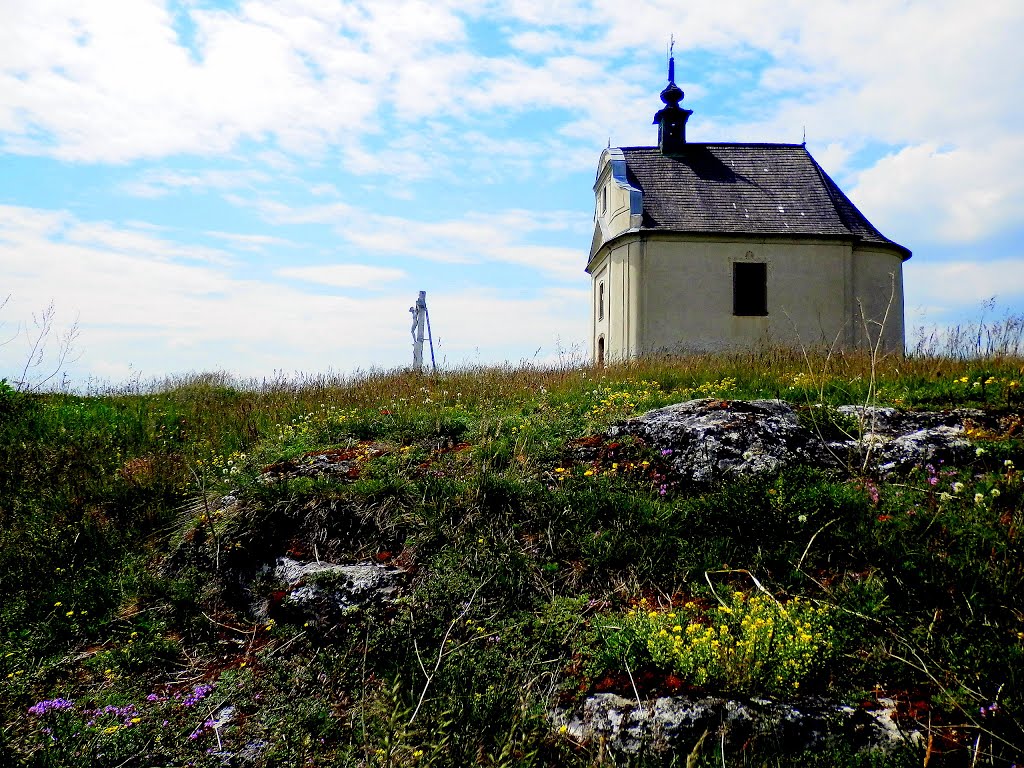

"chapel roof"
[616,144,911,259]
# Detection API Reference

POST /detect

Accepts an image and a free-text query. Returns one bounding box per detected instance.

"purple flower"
[28,698,74,716]
[147,693,160,702]
[660,449,673,456]
[182,683,214,707]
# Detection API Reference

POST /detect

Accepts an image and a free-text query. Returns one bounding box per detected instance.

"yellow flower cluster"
[200,449,247,478]
[954,375,1021,390]
[621,592,833,695]
[678,377,738,398]
[588,380,661,418]
[274,405,361,444]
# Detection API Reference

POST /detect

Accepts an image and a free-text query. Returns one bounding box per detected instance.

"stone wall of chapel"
[851,247,906,353]
[589,242,630,363]
[638,235,857,353]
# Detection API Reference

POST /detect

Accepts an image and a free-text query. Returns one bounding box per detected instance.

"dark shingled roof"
[619,144,910,258]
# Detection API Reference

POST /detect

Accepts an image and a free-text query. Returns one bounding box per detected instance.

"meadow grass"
[2,347,1023,766]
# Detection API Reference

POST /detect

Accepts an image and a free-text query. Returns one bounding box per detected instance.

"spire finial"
[668,35,676,83]
[653,36,692,155]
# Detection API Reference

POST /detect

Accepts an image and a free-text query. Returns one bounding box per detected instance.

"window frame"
[732,261,768,316]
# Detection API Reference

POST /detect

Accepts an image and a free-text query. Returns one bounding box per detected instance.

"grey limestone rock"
[609,398,827,484]
[552,693,920,758]
[610,399,1009,483]
[262,556,405,617]
[832,406,984,476]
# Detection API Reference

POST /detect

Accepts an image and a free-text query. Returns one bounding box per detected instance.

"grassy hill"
[2,348,1023,767]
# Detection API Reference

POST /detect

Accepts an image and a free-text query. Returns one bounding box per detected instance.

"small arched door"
[597,336,605,367]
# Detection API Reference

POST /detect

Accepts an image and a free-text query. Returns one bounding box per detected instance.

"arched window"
[597,336,605,367]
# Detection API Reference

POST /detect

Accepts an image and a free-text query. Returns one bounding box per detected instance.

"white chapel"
[586,56,911,364]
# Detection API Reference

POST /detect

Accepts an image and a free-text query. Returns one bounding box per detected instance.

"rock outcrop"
[609,399,1009,484]
[257,556,405,620]
[609,399,822,483]
[552,693,920,758]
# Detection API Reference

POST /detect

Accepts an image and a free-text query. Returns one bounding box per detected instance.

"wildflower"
[1005,459,1015,468]
[660,449,673,456]
[976,447,987,456]
[28,699,74,716]
[974,492,985,504]
[182,683,214,707]
[952,481,965,494]
[991,488,1001,498]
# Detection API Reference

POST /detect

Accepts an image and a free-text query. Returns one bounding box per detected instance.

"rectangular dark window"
[733,262,767,316]
[598,281,605,320]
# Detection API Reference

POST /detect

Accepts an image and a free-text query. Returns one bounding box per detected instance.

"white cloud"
[122,168,272,198]
[277,264,406,288]
[205,231,296,251]
[254,198,591,280]
[0,204,589,382]
[905,258,1024,313]
[0,205,236,265]
[851,138,1024,244]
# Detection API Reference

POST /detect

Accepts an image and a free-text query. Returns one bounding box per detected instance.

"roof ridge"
[620,142,807,150]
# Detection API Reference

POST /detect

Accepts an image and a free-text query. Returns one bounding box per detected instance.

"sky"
[1,0,1022,388]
